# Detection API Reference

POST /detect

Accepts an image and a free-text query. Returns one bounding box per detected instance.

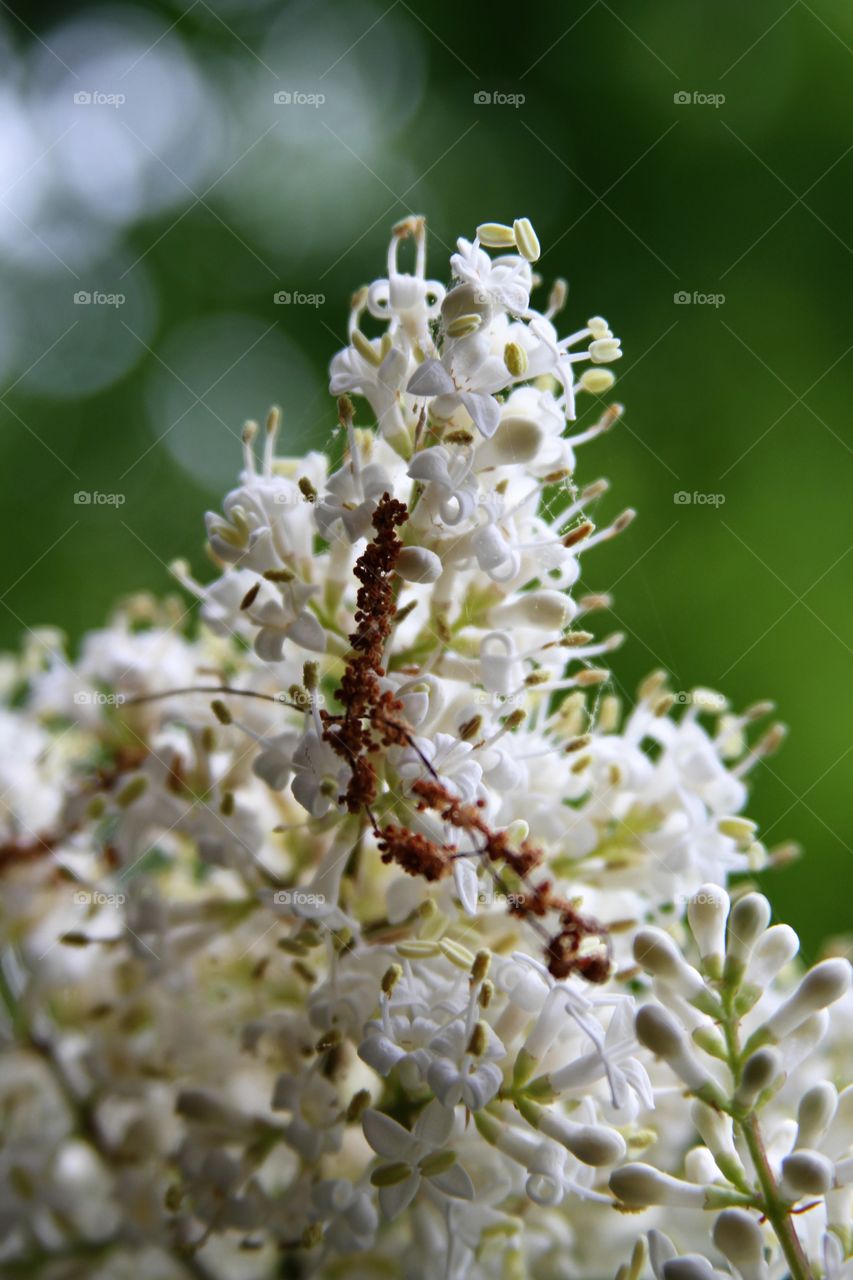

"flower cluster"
[0,216,848,1280]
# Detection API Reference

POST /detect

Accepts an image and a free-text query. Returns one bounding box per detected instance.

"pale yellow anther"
[352,329,382,366]
[445,313,483,338]
[580,368,616,394]
[504,342,528,377]
[513,217,540,262]
[476,221,517,249]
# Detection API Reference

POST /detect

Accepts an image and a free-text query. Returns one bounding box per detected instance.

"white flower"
[363,1101,474,1219]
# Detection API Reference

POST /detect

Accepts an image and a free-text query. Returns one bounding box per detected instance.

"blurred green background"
[1,0,850,958]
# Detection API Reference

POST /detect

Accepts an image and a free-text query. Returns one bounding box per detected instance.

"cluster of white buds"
[612,884,852,1280]
[0,217,847,1280]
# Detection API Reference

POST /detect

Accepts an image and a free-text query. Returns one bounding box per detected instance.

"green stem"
[718,984,814,1280]
[740,1113,814,1280]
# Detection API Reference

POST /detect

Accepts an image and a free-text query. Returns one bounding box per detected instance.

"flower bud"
[764,959,852,1041]
[633,929,705,999]
[746,924,799,987]
[796,1082,837,1149]
[491,590,575,631]
[725,893,771,982]
[610,1164,706,1208]
[662,1258,720,1280]
[690,1101,746,1185]
[712,1210,766,1280]
[477,415,544,467]
[688,884,729,976]
[780,1149,834,1198]
[537,1108,625,1166]
[395,546,442,584]
[635,1006,717,1096]
[734,1047,781,1110]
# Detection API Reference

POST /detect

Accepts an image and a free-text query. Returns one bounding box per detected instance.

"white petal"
[378,1173,420,1220]
[362,1109,415,1160]
[429,1162,474,1200]
[407,360,455,397]
[453,858,480,917]
[254,627,285,662]
[287,611,327,652]
[414,1099,455,1148]
[460,391,501,438]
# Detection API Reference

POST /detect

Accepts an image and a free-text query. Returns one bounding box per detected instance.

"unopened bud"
[712,1209,765,1277]
[764,959,851,1041]
[635,1005,716,1095]
[780,1149,834,1198]
[725,893,771,980]
[796,1082,837,1149]
[633,928,704,999]
[734,1047,781,1110]
[396,545,443,584]
[610,1164,706,1209]
[688,884,729,977]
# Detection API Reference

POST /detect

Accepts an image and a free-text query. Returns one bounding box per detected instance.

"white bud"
[633,928,705,999]
[610,1164,706,1208]
[796,1082,837,1149]
[395,545,443,584]
[780,1149,834,1198]
[765,959,852,1041]
[635,1005,715,1094]
[712,1210,766,1280]
[734,1047,781,1110]
[688,884,729,971]
[490,590,575,631]
[746,924,799,986]
[477,415,544,467]
[539,1109,625,1166]
[690,1101,735,1159]
[684,1145,721,1187]
[662,1258,722,1280]
[726,893,771,966]
[782,1011,830,1070]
